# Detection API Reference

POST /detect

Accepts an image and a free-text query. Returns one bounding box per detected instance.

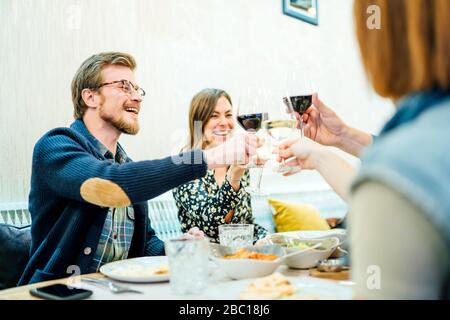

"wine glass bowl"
[262,90,300,174]
[283,95,312,116]
[262,119,298,143]
[236,112,268,133]
[283,70,314,137]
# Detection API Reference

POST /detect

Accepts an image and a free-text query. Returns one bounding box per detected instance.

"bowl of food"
[266,234,340,269]
[291,229,347,258]
[209,244,285,280]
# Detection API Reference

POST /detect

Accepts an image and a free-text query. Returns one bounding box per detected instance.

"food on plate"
[223,248,279,261]
[110,264,169,277]
[238,273,296,300]
[153,264,169,275]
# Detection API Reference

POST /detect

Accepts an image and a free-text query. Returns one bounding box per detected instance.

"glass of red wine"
[283,72,314,138]
[235,87,269,195]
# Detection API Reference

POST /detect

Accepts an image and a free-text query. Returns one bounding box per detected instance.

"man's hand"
[204,132,263,169]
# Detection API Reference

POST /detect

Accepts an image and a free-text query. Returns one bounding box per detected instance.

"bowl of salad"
[266,234,340,269]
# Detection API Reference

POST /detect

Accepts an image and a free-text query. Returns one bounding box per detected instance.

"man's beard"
[99,103,140,135]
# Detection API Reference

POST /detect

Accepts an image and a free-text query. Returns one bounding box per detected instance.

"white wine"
[262,119,297,141]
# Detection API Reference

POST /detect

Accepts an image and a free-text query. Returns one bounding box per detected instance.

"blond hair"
[71,52,136,119]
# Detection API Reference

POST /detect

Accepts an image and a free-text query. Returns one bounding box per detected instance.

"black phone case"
[29,287,93,300]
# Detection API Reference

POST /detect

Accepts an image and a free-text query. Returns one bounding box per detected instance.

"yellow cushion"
[268,198,330,232]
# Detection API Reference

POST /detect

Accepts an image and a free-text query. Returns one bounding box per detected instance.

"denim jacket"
[352,90,450,296]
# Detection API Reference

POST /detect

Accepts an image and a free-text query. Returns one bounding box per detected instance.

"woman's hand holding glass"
[302,94,347,147]
[302,94,373,157]
[276,137,327,176]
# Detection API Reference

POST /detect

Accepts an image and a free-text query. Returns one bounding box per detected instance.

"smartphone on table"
[30,284,93,300]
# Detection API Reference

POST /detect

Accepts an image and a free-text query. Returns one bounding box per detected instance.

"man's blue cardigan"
[18,120,207,285]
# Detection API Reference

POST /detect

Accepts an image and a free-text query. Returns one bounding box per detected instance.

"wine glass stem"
[255,167,264,192]
[299,117,304,138]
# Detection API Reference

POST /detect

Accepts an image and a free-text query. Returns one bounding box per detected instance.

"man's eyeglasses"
[94,79,146,97]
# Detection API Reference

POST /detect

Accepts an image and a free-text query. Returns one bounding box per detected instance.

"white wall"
[0,0,394,203]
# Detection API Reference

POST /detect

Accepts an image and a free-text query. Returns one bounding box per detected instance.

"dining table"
[0,263,353,300]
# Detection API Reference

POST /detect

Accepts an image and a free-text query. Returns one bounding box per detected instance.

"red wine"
[237,113,268,131]
[283,95,312,115]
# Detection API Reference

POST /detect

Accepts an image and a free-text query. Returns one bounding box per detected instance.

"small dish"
[317,257,349,272]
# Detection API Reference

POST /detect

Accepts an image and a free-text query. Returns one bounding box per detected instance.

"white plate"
[207,276,354,300]
[100,256,169,283]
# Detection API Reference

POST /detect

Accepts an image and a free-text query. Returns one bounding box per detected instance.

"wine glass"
[235,87,269,195]
[283,71,314,138]
[262,90,300,174]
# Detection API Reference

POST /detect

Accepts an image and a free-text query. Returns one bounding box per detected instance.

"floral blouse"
[172,169,268,243]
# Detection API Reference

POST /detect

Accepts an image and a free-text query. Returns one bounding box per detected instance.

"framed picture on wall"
[282,0,319,26]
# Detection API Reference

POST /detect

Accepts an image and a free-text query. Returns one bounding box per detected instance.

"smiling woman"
[183,88,234,151]
[172,88,269,243]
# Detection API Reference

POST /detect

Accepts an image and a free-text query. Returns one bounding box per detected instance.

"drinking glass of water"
[165,238,209,295]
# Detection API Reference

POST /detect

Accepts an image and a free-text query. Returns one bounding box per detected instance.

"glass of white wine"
[262,91,299,173]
